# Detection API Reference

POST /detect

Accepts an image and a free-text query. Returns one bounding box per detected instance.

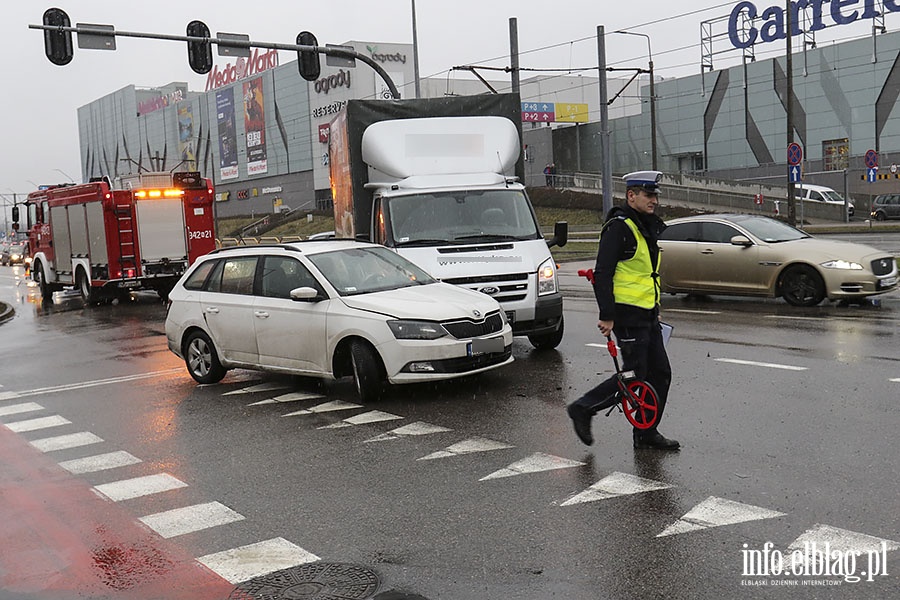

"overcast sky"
[2,1,895,205]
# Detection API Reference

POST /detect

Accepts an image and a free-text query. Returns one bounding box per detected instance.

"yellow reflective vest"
[611,218,660,310]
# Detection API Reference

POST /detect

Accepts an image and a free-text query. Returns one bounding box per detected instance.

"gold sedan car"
[658,214,899,307]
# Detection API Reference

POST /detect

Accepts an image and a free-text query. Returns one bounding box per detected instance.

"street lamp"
[613,30,657,171]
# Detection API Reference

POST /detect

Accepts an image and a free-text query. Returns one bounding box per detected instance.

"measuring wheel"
[621,380,659,430]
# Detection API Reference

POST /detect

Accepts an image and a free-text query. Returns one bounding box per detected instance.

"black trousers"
[571,322,672,435]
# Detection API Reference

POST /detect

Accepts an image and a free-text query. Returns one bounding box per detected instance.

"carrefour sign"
[728,0,900,49]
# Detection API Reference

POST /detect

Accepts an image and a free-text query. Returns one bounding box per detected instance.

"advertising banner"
[176,103,197,171]
[216,88,239,180]
[243,77,268,175]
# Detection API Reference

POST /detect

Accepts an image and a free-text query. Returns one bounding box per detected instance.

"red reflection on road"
[0,425,236,599]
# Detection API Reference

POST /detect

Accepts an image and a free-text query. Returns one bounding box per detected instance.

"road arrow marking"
[281,400,362,416]
[561,471,673,506]
[418,437,514,460]
[364,421,452,442]
[318,410,404,429]
[786,524,900,569]
[479,452,584,480]
[656,496,786,537]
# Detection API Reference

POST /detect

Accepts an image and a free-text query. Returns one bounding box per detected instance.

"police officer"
[566,171,679,450]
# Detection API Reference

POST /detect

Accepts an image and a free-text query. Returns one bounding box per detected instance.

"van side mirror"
[547,221,568,248]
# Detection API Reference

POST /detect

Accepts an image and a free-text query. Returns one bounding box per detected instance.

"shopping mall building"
[78,17,900,216]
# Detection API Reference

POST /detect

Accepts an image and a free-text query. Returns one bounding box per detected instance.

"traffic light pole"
[29,21,401,99]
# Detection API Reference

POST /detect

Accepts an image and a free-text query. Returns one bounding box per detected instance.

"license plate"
[880,276,898,289]
[468,336,505,356]
[119,280,139,288]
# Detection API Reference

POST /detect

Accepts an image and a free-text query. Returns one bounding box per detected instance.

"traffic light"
[43,8,73,66]
[297,31,320,82]
[186,20,213,75]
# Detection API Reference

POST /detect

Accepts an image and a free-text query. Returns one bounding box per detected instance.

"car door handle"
[204,307,220,314]
[254,311,269,318]
[700,249,715,254]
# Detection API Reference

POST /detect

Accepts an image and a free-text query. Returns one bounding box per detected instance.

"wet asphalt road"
[0,253,899,599]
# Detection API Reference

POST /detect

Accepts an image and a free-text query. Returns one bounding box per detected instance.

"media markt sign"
[728,0,900,49]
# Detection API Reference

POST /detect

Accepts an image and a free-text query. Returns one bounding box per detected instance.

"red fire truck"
[19,171,216,303]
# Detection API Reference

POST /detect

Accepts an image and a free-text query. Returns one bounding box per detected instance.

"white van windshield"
[386,189,541,246]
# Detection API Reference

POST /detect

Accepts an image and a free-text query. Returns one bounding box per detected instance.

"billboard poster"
[243,77,267,175]
[176,103,197,171]
[216,88,239,180]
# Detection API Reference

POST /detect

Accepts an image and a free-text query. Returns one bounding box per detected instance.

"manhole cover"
[229,562,381,600]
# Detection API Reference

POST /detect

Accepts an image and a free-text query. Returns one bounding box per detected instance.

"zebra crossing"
[1,375,898,591]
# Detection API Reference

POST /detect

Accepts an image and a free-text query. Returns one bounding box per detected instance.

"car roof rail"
[207,243,305,256]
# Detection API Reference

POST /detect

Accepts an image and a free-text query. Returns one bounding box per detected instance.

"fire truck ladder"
[114,203,138,278]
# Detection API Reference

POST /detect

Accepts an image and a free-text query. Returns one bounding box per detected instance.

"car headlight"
[821,260,863,270]
[387,320,447,340]
[537,258,558,296]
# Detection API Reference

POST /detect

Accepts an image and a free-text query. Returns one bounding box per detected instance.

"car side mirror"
[289,286,322,302]
[730,235,753,247]
[546,221,568,248]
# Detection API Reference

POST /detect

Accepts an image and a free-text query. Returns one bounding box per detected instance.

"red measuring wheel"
[620,379,659,430]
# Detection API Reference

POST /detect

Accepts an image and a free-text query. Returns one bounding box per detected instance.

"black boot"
[634,430,680,450]
[567,403,594,446]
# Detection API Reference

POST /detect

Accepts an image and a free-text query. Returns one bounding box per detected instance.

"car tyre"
[780,264,825,307]
[350,340,384,402]
[527,315,564,350]
[874,211,886,222]
[183,330,227,384]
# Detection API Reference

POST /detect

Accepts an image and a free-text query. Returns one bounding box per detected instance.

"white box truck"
[328,93,567,349]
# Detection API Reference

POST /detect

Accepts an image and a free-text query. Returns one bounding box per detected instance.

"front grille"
[442,272,530,303]
[441,272,529,286]
[871,257,896,276]
[442,312,504,339]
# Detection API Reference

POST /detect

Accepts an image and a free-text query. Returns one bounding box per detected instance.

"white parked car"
[793,184,855,217]
[165,240,513,401]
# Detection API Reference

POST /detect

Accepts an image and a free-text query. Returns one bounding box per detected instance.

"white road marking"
[318,410,404,429]
[249,392,324,406]
[364,421,452,442]
[561,471,673,506]
[0,369,184,401]
[657,496,786,537]
[197,537,319,585]
[223,382,293,395]
[281,400,362,416]
[418,437,514,460]
[480,453,584,480]
[30,431,104,452]
[787,524,900,568]
[664,308,721,315]
[58,450,142,474]
[765,315,827,321]
[139,501,244,539]
[4,415,71,432]
[715,358,808,371]
[0,402,44,417]
[890,378,900,383]
[93,473,188,502]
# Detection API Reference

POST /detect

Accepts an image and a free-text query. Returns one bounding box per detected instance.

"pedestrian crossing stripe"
[59,450,142,474]
[0,402,44,417]
[787,524,900,568]
[656,496,786,537]
[29,431,104,452]
[197,538,320,585]
[561,471,673,506]
[281,400,362,416]
[4,414,71,433]
[93,473,188,502]
[364,421,453,443]
[480,452,584,480]
[248,391,325,405]
[223,382,294,395]
[318,410,404,429]
[140,501,245,539]
[418,437,514,460]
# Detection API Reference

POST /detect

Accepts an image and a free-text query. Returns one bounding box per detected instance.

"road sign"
[789,165,802,182]
[865,149,878,169]
[867,167,878,183]
[787,142,803,166]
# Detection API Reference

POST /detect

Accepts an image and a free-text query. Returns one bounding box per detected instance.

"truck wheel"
[77,269,99,305]
[350,340,385,402]
[527,316,565,350]
[34,263,52,301]
[183,330,226,384]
